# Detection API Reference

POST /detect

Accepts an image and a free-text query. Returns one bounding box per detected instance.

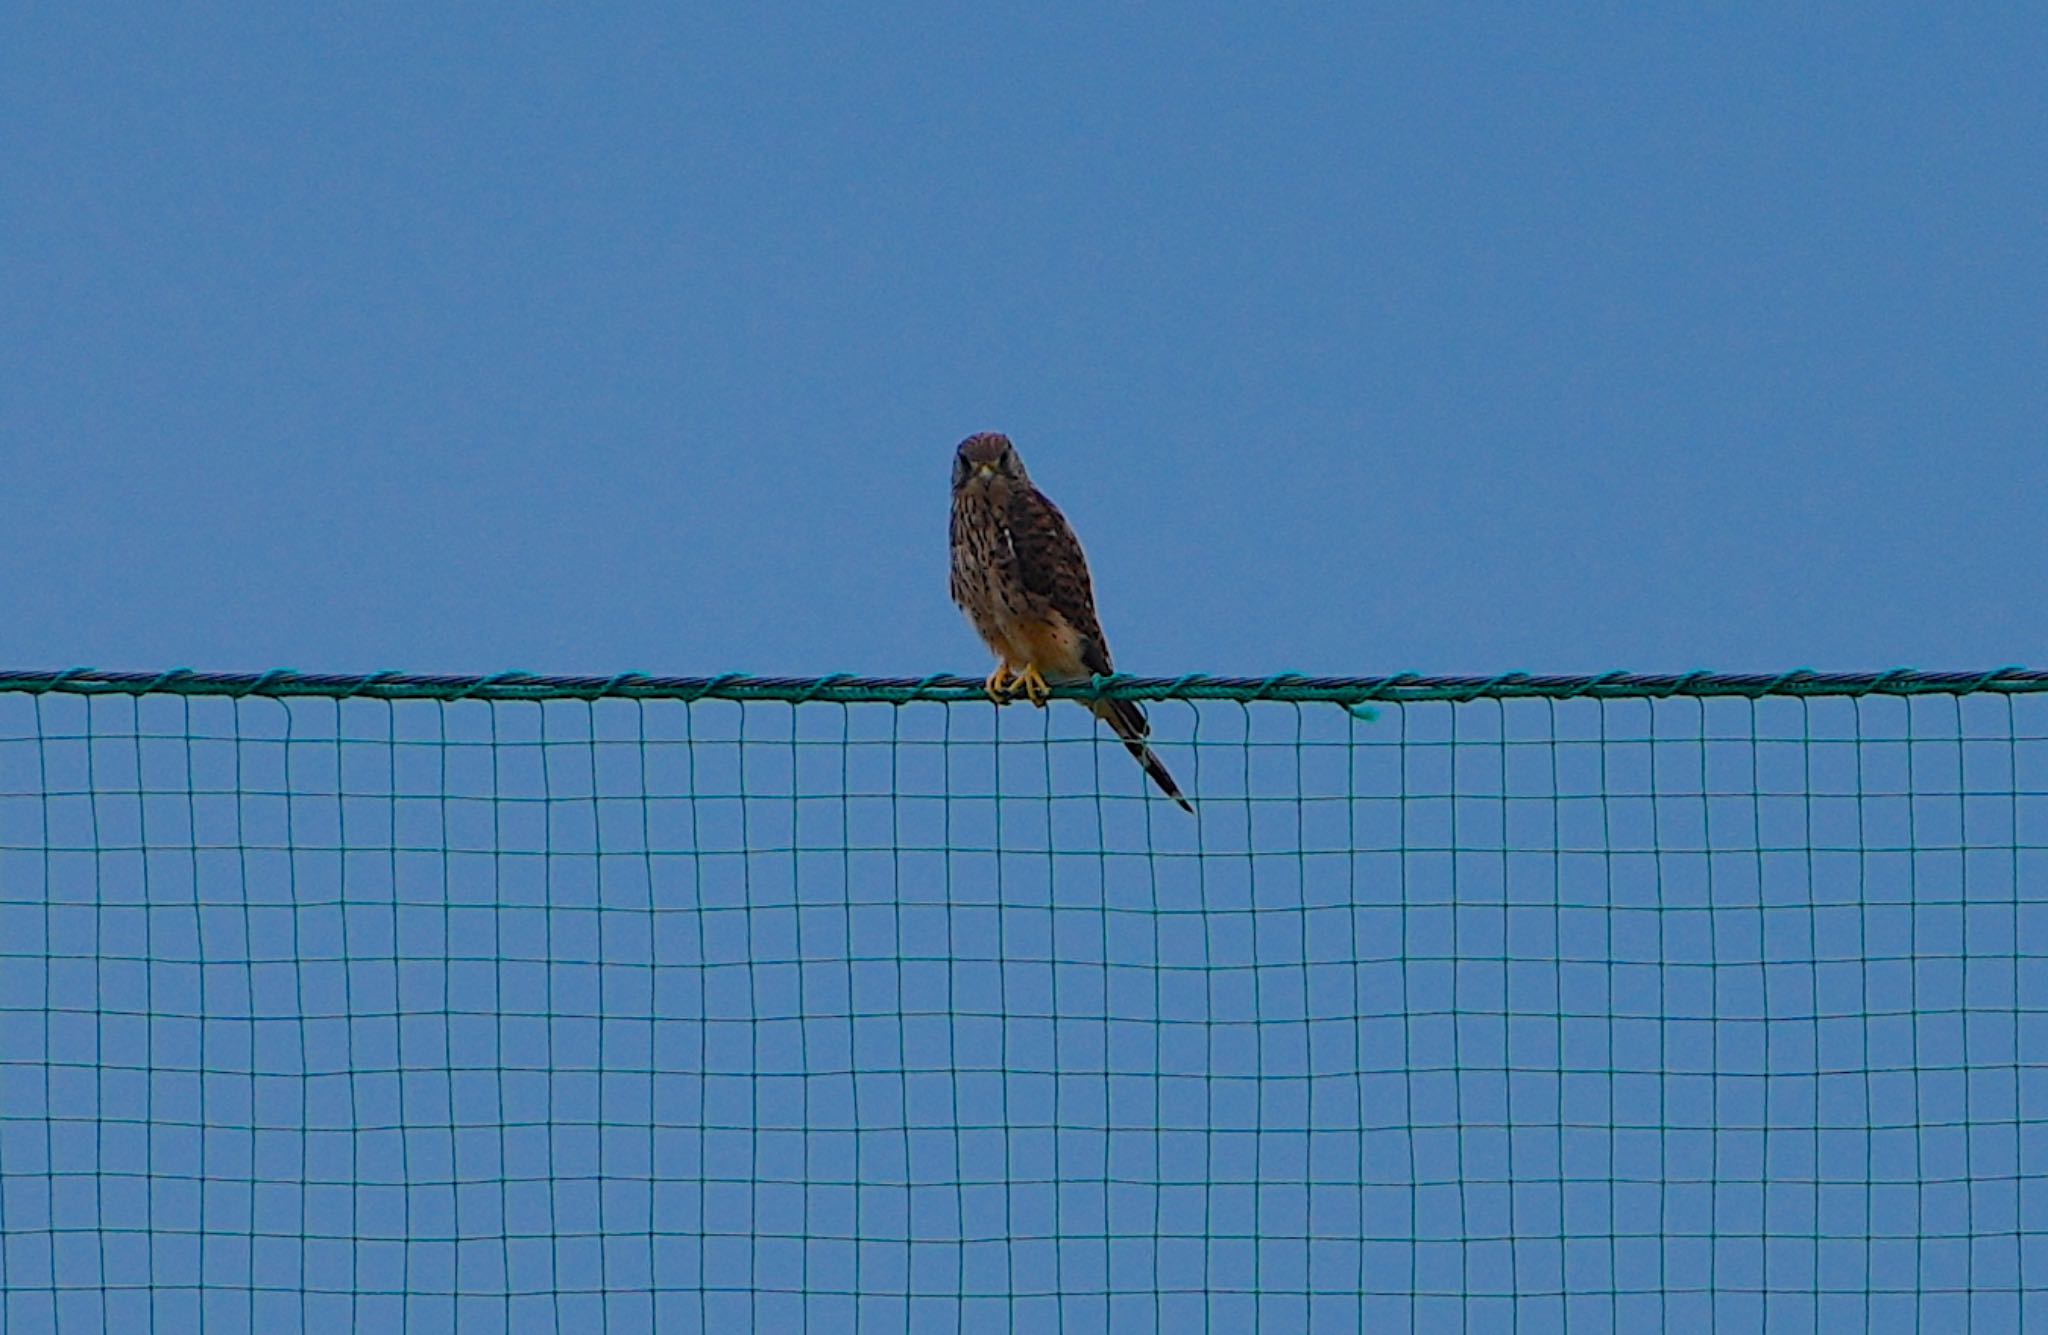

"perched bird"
[949,431,1193,813]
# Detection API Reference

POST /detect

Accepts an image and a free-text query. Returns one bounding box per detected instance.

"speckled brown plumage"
[949,431,1192,813]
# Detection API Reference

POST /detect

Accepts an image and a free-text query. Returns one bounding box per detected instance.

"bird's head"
[952,432,1028,491]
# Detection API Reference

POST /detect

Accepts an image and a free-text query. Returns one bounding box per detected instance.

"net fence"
[0,668,2042,1332]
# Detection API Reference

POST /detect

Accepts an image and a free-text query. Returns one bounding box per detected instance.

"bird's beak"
[975,462,997,478]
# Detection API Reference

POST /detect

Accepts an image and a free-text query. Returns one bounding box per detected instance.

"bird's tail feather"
[1092,699,1194,814]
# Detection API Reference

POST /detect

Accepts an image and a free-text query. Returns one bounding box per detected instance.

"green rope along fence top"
[2,665,2042,1331]
[1,665,2041,703]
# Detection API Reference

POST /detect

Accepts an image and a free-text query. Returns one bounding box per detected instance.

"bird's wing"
[1006,482,1187,811]
[1007,486,1113,676]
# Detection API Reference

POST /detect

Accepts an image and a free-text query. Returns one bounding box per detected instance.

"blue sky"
[4,8,2046,1333]
[6,7,2042,679]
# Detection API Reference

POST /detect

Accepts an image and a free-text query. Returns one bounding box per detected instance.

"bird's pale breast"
[950,484,1087,675]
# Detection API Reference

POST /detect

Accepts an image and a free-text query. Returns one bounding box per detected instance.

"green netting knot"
[234,669,295,698]
[355,671,404,696]
[906,673,950,701]
[1459,671,1528,703]
[796,673,853,703]
[1250,672,1304,700]
[1086,673,1133,700]
[1651,670,1713,698]
[1566,670,1627,699]
[1970,665,2024,693]
[590,672,646,700]
[143,667,195,694]
[454,670,529,701]
[683,672,744,703]
[27,667,91,695]
[1855,667,1912,697]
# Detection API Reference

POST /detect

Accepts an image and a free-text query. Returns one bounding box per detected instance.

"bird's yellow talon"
[984,665,1014,704]
[1016,664,1052,707]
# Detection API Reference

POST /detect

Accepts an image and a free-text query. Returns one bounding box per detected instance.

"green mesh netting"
[0,670,2041,1331]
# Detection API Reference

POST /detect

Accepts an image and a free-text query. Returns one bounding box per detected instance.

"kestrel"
[949,432,1193,813]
